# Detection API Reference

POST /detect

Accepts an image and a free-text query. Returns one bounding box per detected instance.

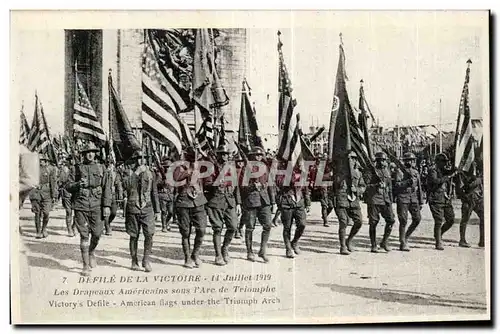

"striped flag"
[356,80,374,169]
[142,30,192,154]
[453,59,475,173]
[27,94,50,153]
[276,31,302,167]
[73,68,106,144]
[19,104,31,147]
[328,36,373,178]
[195,115,215,152]
[238,79,263,153]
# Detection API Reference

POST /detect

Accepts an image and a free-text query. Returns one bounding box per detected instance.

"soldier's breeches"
[109,201,118,224]
[243,206,272,232]
[125,210,155,238]
[368,204,395,226]
[207,206,237,234]
[74,209,103,239]
[177,206,207,239]
[31,199,52,216]
[335,206,362,230]
[429,202,455,229]
[397,203,421,228]
[321,199,334,221]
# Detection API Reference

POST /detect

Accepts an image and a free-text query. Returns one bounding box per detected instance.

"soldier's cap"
[80,142,100,153]
[435,153,449,162]
[215,145,230,154]
[248,146,265,156]
[375,152,387,160]
[402,152,417,160]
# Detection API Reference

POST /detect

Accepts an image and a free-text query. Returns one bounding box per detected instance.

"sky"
[11,12,488,138]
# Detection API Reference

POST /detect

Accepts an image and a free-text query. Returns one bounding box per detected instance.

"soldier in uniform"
[276,165,310,258]
[240,146,276,263]
[427,153,457,250]
[173,146,208,269]
[317,155,334,227]
[66,142,112,276]
[157,156,175,232]
[104,157,123,236]
[29,154,58,239]
[58,156,76,237]
[365,152,395,253]
[205,145,241,265]
[456,162,484,248]
[393,152,424,251]
[332,151,366,255]
[123,150,160,272]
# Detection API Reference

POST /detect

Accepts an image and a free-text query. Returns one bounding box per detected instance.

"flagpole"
[439,98,443,153]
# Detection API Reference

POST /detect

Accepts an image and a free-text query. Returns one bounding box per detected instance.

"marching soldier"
[173,146,208,269]
[157,156,175,232]
[365,152,396,253]
[393,152,424,251]
[276,165,310,258]
[456,162,484,248]
[66,142,112,276]
[29,154,58,239]
[104,157,123,236]
[205,145,241,266]
[332,151,366,255]
[123,150,160,272]
[240,146,276,263]
[427,153,458,250]
[318,157,334,228]
[58,156,76,237]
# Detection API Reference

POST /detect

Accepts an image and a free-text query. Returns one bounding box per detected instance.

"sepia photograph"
[10,10,490,324]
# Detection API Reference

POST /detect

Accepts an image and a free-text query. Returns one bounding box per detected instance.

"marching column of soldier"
[24,141,485,277]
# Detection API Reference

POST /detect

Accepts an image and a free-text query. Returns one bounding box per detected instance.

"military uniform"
[157,157,175,232]
[123,152,159,272]
[393,153,424,251]
[365,152,395,253]
[29,155,57,238]
[276,167,310,258]
[240,147,275,263]
[427,153,456,250]
[104,164,123,235]
[58,163,76,236]
[457,170,484,248]
[66,143,112,276]
[333,152,366,255]
[173,151,208,269]
[205,146,241,265]
[319,161,334,227]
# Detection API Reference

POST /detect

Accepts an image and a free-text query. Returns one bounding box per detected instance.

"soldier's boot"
[191,232,203,268]
[399,224,410,251]
[291,225,305,255]
[458,222,471,248]
[41,215,49,238]
[66,214,75,237]
[434,224,444,250]
[339,227,350,255]
[322,213,330,227]
[129,237,140,271]
[165,212,172,231]
[103,217,112,236]
[88,235,100,269]
[161,214,167,233]
[441,220,454,238]
[142,236,153,272]
[213,232,225,266]
[182,238,194,269]
[80,242,91,277]
[235,221,245,239]
[380,222,393,252]
[404,221,419,246]
[346,224,361,253]
[258,229,271,263]
[245,230,255,262]
[221,230,234,264]
[369,224,378,253]
[283,227,294,259]
[34,213,42,239]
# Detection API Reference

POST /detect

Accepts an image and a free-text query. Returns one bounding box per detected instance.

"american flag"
[276,31,302,167]
[19,104,31,147]
[358,80,374,164]
[195,115,215,152]
[27,94,50,153]
[142,30,192,154]
[73,69,106,143]
[453,60,475,173]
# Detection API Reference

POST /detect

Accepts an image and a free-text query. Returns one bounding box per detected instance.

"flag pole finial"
[467,58,472,66]
[339,32,343,45]
[360,79,364,86]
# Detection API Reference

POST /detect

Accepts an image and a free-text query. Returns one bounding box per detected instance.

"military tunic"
[58,166,74,211]
[333,169,366,230]
[394,167,424,231]
[427,166,455,229]
[458,173,484,245]
[365,167,395,226]
[30,164,57,216]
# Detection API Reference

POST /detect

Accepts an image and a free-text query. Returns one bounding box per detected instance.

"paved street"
[14,200,488,324]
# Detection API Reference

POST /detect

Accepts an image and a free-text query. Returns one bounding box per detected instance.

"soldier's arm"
[66,165,80,192]
[394,169,411,190]
[428,168,450,187]
[357,173,366,196]
[101,167,112,208]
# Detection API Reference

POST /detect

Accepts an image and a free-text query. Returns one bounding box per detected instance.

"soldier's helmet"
[348,151,358,159]
[435,153,449,162]
[248,146,265,157]
[375,151,387,160]
[215,144,230,155]
[402,152,417,160]
[80,142,100,154]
